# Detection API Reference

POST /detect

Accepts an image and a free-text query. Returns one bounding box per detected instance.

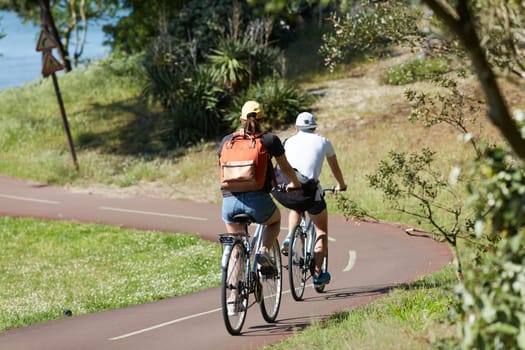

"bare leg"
[309,208,328,276]
[288,210,301,236]
[260,208,281,252]
[225,222,245,234]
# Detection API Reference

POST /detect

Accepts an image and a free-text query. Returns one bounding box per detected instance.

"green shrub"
[159,66,228,148]
[384,58,450,85]
[458,145,525,349]
[142,35,197,109]
[320,0,422,71]
[141,2,291,146]
[225,78,315,131]
[207,38,282,94]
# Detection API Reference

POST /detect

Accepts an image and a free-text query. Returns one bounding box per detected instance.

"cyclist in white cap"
[281,111,347,285]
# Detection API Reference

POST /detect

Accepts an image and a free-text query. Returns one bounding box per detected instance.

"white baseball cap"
[295,112,317,130]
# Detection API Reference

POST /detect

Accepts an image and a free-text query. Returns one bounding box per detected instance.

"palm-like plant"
[207,39,251,92]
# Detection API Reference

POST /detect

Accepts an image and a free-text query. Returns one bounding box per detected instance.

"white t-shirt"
[284,130,335,181]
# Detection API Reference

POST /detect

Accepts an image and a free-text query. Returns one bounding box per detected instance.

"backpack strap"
[228,130,262,149]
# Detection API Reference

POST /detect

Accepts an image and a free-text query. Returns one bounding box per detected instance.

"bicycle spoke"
[259,240,282,323]
[221,241,248,335]
[289,224,307,301]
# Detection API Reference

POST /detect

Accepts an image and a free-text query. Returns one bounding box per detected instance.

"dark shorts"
[222,191,277,224]
[306,198,327,215]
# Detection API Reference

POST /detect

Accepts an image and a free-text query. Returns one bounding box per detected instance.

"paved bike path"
[0,175,452,350]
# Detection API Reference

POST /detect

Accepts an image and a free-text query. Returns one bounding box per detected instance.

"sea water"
[0,10,111,90]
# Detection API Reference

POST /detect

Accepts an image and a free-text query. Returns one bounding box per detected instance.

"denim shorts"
[222,191,277,224]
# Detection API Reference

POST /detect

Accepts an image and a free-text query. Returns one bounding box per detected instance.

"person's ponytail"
[242,113,262,135]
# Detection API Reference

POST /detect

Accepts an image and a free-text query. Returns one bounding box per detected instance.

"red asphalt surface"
[0,175,452,350]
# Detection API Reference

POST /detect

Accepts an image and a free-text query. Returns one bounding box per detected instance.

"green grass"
[0,56,222,203]
[0,214,461,348]
[264,266,459,350]
[0,216,221,331]
[384,57,451,85]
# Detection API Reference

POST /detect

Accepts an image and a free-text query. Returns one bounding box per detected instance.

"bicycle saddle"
[232,213,256,225]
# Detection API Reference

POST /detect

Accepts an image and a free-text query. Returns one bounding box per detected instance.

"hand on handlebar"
[324,184,347,194]
[335,184,347,192]
[272,183,300,192]
[286,182,302,192]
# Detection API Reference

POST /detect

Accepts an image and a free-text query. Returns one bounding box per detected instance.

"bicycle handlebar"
[272,184,346,193]
[323,186,336,194]
[272,183,300,192]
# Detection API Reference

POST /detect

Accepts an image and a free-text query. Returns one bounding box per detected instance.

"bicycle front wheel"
[259,239,282,323]
[288,224,307,301]
[221,241,248,335]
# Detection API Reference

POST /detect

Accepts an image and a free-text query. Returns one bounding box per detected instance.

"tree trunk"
[423,0,525,162]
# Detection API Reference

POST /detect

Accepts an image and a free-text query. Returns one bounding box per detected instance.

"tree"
[321,2,525,346]
[418,3,525,347]
[0,0,120,68]
[103,0,187,54]
[421,0,525,161]
[319,1,423,71]
[319,0,525,160]
[474,0,525,80]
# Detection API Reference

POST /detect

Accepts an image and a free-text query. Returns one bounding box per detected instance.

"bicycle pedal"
[259,266,277,277]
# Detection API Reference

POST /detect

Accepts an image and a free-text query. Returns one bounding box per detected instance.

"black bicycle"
[218,214,283,335]
[287,187,336,301]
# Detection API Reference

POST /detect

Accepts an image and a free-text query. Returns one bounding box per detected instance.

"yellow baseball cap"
[240,100,264,120]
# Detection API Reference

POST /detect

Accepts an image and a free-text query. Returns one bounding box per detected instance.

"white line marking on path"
[0,193,59,204]
[109,289,293,340]
[343,250,357,272]
[109,308,221,340]
[99,206,208,221]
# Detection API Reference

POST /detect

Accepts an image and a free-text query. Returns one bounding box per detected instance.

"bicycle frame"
[287,187,336,301]
[297,214,320,279]
[287,206,330,301]
[219,218,282,335]
[219,224,264,298]
[302,214,315,265]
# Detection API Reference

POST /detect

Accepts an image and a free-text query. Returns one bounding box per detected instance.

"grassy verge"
[264,266,458,350]
[0,216,221,332]
[0,57,222,203]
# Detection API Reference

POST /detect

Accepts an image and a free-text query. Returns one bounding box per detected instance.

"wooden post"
[51,72,79,171]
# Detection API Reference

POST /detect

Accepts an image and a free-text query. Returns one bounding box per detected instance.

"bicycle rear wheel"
[259,240,282,323]
[221,241,248,335]
[288,224,307,301]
